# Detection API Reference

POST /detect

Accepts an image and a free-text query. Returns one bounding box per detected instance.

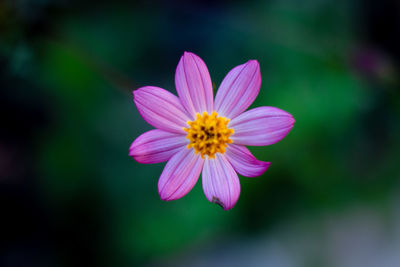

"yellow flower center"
[184,111,234,159]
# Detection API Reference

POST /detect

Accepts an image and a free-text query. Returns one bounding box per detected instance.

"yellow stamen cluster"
[184,111,234,159]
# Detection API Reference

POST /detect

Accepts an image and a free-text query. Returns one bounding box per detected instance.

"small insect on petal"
[212,196,225,209]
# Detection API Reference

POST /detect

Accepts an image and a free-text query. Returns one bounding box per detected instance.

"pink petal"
[214,60,261,119]
[129,129,188,164]
[202,153,240,210]
[175,52,213,118]
[229,106,295,146]
[158,147,204,201]
[225,144,271,177]
[133,86,190,134]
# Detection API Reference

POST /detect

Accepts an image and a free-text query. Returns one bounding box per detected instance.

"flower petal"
[202,153,240,210]
[129,129,188,164]
[158,147,204,201]
[225,144,271,177]
[214,60,261,119]
[133,86,190,134]
[175,52,213,117]
[229,106,295,146]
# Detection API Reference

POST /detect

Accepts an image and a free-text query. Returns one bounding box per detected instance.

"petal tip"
[247,161,271,177]
[182,51,204,63]
[259,160,271,168]
[261,161,272,173]
[158,186,171,201]
[245,60,260,71]
[132,90,137,101]
[287,115,296,129]
[248,59,259,66]
[132,87,145,101]
[159,189,180,202]
[183,51,196,57]
[159,193,171,201]
[182,51,196,60]
[128,139,137,156]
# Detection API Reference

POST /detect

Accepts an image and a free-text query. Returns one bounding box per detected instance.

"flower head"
[184,111,234,158]
[130,52,294,210]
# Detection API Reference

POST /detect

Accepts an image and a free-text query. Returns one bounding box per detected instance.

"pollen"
[184,111,234,159]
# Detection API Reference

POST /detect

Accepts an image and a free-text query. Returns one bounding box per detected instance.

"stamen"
[183,111,234,158]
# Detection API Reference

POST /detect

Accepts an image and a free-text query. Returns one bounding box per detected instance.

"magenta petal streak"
[214,60,261,119]
[133,86,191,134]
[229,106,295,146]
[175,52,214,118]
[158,147,204,201]
[202,154,240,210]
[129,129,188,164]
[225,144,270,177]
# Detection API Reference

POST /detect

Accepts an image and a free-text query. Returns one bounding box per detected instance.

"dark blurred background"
[1,0,400,266]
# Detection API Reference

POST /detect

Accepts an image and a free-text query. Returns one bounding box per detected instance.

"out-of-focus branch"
[47,36,137,94]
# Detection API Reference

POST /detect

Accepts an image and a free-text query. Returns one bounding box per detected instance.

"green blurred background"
[1,0,400,266]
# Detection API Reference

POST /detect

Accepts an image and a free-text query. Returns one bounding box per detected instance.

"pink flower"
[130,52,294,210]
